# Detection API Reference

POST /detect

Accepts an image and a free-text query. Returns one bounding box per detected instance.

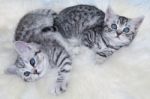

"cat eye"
[30,58,35,67]
[111,24,117,29]
[24,71,30,76]
[123,27,130,33]
[41,26,57,32]
[42,27,51,32]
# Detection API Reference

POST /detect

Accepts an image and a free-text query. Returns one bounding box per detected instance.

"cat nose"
[34,69,38,73]
[116,31,122,37]
[33,69,40,75]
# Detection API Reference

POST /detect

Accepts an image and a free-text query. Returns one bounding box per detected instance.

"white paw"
[50,82,68,95]
[95,55,106,64]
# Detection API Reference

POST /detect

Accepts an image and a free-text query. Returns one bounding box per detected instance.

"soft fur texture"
[8,4,143,95]
[0,0,150,99]
[7,8,73,95]
[7,41,49,82]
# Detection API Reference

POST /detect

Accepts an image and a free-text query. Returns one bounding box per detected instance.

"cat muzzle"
[33,69,40,75]
[116,32,122,37]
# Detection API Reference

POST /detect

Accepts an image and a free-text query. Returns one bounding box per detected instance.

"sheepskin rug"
[0,0,150,99]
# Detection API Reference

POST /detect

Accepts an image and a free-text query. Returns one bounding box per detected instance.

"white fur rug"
[0,0,150,99]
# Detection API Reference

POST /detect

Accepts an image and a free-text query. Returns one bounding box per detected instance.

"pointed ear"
[132,16,144,29]
[14,41,31,56]
[5,65,18,75]
[105,6,115,21]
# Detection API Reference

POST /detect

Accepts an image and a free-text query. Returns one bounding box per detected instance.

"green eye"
[30,58,35,67]
[123,27,130,33]
[111,24,117,29]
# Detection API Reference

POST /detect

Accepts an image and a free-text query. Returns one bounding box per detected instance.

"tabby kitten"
[7,9,72,95]
[55,5,144,61]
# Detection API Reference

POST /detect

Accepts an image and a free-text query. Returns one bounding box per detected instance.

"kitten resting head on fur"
[102,7,144,50]
[6,9,58,82]
[7,41,49,82]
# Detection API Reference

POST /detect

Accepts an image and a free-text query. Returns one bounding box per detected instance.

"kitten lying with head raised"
[7,9,72,95]
[55,5,144,62]
[6,5,144,95]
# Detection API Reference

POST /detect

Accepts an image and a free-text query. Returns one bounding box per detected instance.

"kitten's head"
[7,41,49,82]
[102,7,144,49]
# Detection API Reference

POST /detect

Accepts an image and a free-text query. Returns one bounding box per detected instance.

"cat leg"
[51,64,72,95]
[95,48,115,64]
[96,48,115,57]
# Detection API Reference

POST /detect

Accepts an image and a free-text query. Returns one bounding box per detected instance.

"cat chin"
[103,35,130,49]
[109,39,130,49]
[23,74,41,82]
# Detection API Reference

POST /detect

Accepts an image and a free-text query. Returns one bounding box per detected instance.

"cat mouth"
[116,35,120,38]
[33,72,40,75]
[115,35,121,39]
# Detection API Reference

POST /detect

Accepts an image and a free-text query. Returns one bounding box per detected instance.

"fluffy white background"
[0,0,150,99]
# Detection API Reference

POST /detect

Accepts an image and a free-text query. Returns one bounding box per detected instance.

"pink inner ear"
[15,41,30,55]
[132,16,144,29]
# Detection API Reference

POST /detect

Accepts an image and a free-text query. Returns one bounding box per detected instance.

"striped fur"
[54,5,105,39]
[8,9,72,95]
[55,5,144,62]
[7,5,144,95]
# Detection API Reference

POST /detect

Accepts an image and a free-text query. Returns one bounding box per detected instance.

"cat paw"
[95,55,106,64]
[50,82,68,95]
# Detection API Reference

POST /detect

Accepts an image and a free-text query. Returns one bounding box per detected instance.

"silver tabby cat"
[7,5,144,95]
[55,5,144,61]
[7,9,72,95]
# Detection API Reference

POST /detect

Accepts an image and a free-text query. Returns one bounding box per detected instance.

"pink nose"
[33,69,40,75]
[116,31,122,37]
[34,69,38,73]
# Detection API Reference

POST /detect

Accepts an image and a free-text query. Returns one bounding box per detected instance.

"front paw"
[50,82,68,95]
[95,55,106,64]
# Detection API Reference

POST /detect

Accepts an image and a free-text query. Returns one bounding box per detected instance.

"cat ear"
[105,6,115,21]
[5,65,18,75]
[132,16,144,29]
[14,41,31,56]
